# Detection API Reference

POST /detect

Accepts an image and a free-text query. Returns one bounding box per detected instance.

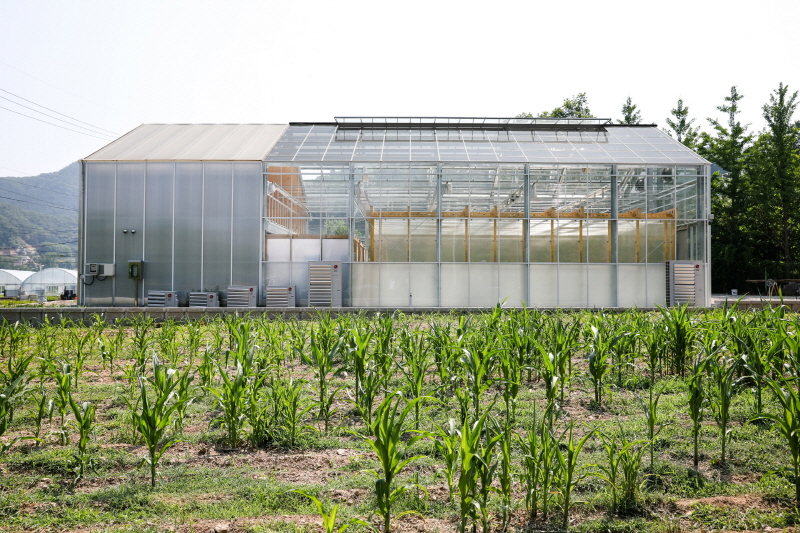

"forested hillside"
[0,162,78,270]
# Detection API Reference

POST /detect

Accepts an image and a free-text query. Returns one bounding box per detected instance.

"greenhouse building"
[79,118,711,308]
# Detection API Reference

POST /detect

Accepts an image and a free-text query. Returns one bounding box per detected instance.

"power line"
[0,105,113,141]
[0,59,136,120]
[0,193,77,212]
[0,184,77,210]
[0,175,79,198]
[0,88,120,136]
[0,94,116,138]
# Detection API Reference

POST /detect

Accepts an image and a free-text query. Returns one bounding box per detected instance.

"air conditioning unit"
[227,286,257,307]
[667,260,706,307]
[84,263,115,276]
[147,290,185,308]
[308,261,342,307]
[265,286,296,307]
[189,292,219,307]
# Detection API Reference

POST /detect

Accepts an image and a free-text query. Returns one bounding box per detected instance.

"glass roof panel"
[265,123,708,165]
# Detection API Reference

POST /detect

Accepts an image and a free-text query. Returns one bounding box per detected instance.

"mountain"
[0,162,79,270]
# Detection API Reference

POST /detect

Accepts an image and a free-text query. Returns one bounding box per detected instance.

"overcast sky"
[1,0,798,176]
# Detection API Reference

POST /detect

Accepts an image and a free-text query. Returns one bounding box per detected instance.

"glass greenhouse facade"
[80,118,710,308]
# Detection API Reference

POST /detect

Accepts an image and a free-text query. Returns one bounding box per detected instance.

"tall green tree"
[665,98,700,148]
[747,84,800,277]
[518,93,594,119]
[618,97,641,124]
[698,87,754,292]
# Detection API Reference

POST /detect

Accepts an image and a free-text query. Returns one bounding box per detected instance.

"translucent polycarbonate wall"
[263,162,708,307]
[21,268,78,296]
[81,161,262,306]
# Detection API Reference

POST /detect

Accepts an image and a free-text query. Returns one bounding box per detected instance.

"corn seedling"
[357,391,431,533]
[706,352,739,465]
[292,490,350,533]
[688,353,708,470]
[209,360,251,449]
[553,423,595,530]
[433,418,461,498]
[131,375,183,487]
[68,393,97,484]
[636,383,671,470]
[755,377,800,506]
[518,403,558,521]
[299,334,343,432]
[586,321,615,406]
[396,330,432,430]
[594,425,645,514]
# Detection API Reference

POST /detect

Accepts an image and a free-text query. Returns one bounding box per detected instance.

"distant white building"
[21,268,78,297]
[0,269,34,296]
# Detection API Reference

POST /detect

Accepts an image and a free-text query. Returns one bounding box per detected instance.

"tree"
[748,84,800,276]
[517,93,594,119]
[618,97,641,124]
[698,87,754,292]
[665,99,699,148]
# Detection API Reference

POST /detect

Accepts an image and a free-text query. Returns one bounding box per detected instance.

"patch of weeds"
[575,517,676,533]
[757,472,796,506]
[250,521,313,533]
[688,503,794,530]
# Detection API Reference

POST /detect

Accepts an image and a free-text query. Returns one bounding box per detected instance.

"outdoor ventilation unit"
[228,286,257,307]
[85,263,115,276]
[147,290,184,308]
[189,292,219,308]
[667,260,706,307]
[265,286,296,307]
[308,261,342,307]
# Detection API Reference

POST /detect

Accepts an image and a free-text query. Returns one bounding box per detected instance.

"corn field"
[1,304,800,532]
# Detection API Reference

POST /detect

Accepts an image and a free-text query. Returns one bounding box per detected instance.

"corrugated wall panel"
[114,163,145,305]
[144,163,174,295]
[173,163,203,293]
[83,163,116,306]
[202,163,233,296]
[232,162,261,288]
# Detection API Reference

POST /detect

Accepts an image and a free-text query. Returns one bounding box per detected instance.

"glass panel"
[470,263,499,306]
[530,219,555,262]
[646,263,667,306]
[529,264,558,306]
[588,264,615,307]
[409,263,437,306]
[469,219,494,262]
[558,264,587,306]
[617,265,648,307]
[265,237,291,262]
[498,220,523,262]
[380,263,409,307]
[351,262,380,306]
[617,220,643,263]
[441,219,467,262]
[498,264,526,306]
[557,220,582,263]
[440,263,468,306]
[645,220,668,263]
[410,219,437,262]
[587,220,610,263]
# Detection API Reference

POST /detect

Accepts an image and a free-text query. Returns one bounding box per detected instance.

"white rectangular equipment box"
[264,286,296,307]
[227,286,258,307]
[308,261,342,307]
[147,290,185,307]
[666,260,706,307]
[189,292,220,307]
[84,263,115,277]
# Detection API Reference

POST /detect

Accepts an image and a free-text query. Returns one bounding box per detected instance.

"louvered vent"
[309,264,333,307]
[189,292,219,307]
[228,286,257,307]
[667,261,705,307]
[147,290,182,308]
[265,286,296,307]
[308,261,342,307]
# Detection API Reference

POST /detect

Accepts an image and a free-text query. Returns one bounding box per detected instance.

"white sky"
[1,0,798,176]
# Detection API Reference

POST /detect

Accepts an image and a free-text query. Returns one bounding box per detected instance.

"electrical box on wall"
[128,261,144,280]
[85,263,115,277]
